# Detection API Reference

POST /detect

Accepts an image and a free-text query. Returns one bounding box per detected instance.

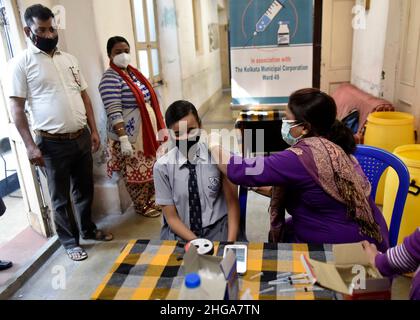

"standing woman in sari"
[99,36,166,217]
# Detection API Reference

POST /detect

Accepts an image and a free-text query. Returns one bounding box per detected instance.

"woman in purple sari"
[208,88,389,252]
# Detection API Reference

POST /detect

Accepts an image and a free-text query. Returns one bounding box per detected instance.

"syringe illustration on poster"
[230,0,314,106]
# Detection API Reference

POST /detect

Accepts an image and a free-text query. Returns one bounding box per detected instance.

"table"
[92,240,337,300]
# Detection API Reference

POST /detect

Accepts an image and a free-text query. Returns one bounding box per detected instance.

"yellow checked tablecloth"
[92,240,337,300]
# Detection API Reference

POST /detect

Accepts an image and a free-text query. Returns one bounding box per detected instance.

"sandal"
[0,260,13,271]
[83,229,113,241]
[137,201,161,218]
[141,208,161,218]
[66,247,88,261]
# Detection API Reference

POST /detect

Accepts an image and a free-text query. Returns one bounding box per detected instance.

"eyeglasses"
[282,117,299,124]
[282,117,303,127]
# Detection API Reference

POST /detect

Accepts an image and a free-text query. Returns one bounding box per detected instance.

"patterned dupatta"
[288,137,383,243]
[110,62,166,158]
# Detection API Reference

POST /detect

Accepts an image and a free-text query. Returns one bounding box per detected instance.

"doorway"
[0,0,54,290]
[218,0,230,90]
[320,0,355,94]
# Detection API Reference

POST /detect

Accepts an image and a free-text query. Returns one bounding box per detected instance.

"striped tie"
[186,162,202,236]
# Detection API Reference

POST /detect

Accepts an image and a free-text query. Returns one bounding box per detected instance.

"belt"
[35,128,85,140]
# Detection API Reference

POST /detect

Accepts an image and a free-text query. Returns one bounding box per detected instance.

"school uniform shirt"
[7,41,88,134]
[153,142,228,238]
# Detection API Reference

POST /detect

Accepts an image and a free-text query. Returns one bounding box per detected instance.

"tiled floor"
[3,92,412,300]
[0,226,48,287]
[0,190,28,245]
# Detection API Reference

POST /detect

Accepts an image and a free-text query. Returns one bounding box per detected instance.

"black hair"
[24,4,54,27]
[326,120,356,155]
[106,36,130,57]
[289,88,355,154]
[165,100,201,129]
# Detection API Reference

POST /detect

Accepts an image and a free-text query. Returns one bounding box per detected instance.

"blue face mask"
[281,121,303,146]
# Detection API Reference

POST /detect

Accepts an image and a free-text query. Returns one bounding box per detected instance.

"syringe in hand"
[254,0,286,36]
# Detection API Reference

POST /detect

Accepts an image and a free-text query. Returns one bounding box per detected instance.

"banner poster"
[229,0,314,107]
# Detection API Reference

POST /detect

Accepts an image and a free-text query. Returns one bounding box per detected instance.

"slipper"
[66,247,88,261]
[83,229,113,241]
[141,208,161,218]
[137,201,161,218]
[0,260,13,271]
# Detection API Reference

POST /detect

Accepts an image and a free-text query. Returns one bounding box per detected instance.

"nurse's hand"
[119,135,134,157]
[361,240,379,267]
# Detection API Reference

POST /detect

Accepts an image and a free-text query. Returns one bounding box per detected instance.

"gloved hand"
[119,135,134,157]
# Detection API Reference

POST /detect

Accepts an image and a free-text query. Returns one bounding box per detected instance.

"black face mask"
[30,30,58,53]
[175,135,201,157]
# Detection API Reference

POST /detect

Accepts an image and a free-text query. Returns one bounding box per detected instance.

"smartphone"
[223,244,248,275]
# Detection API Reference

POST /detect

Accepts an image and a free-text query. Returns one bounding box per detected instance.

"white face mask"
[113,53,131,68]
[281,120,303,146]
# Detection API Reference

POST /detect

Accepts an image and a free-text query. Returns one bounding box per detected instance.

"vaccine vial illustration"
[277,21,290,46]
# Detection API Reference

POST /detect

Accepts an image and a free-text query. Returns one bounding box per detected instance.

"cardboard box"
[301,243,391,300]
[180,245,239,300]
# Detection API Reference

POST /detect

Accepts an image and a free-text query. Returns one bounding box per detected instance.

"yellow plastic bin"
[383,145,420,244]
[364,112,415,205]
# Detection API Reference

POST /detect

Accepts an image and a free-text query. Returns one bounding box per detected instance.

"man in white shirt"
[8,4,112,261]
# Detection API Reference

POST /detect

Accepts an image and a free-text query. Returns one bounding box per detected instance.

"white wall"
[156,0,183,108]
[17,0,53,12]
[382,0,403,102]
[351,0,390,97]
[54,0,107,176]
[91,0,137,71]
[174,0,222,111]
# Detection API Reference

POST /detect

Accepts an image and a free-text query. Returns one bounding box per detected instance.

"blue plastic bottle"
[179,273,203,300]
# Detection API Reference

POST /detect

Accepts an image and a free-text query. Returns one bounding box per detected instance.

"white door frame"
[320,0,355,94]
[0,0,53,237]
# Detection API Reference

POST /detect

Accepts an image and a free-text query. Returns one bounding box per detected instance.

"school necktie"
[186,161,202,236]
